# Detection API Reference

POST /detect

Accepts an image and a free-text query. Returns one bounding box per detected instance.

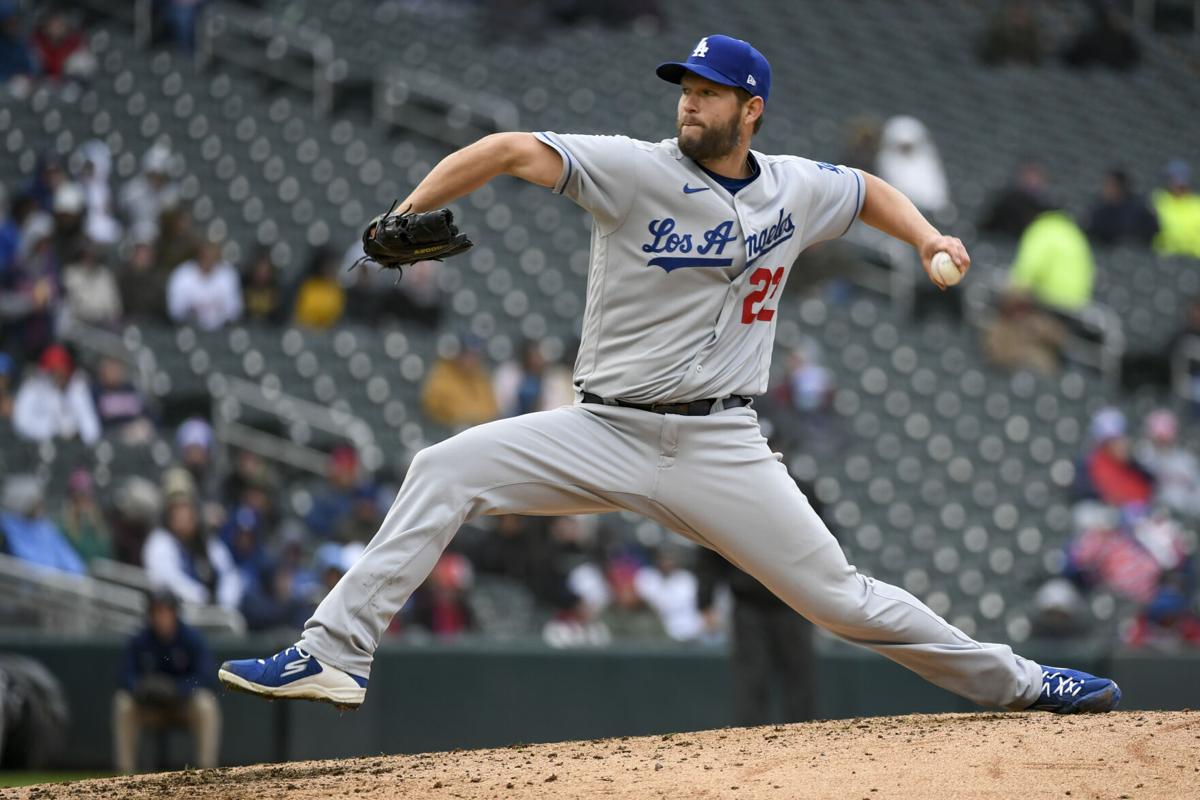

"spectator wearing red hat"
[11,344,100,444]
[407,552,475,638]
[305,445,378,540]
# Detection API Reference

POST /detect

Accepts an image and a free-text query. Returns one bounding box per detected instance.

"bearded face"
[677,108,743,163]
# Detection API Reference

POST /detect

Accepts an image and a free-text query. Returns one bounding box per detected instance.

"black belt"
[581,391,752,416]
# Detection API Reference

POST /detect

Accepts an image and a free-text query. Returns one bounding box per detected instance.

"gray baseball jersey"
[533,132,863,403]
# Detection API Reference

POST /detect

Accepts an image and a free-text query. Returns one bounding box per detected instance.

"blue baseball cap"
[656,35,771,104]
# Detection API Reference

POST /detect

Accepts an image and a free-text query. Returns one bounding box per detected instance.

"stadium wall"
[3,634,1192,770]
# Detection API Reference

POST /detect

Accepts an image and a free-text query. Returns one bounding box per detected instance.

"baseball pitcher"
[220,35,1120,715]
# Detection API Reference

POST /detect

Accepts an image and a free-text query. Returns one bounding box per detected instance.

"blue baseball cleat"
[1027,666,1121,713]
[218,644,368,709]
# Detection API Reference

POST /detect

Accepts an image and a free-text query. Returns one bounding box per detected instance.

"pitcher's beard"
[677,116,742,163]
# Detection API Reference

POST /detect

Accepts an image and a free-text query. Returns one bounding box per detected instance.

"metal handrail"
[1171,334,1200,401]
[375,64,521,147]
[198,4,337,116]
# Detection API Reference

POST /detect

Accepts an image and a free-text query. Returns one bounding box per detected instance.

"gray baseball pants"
[301,402,1043,710]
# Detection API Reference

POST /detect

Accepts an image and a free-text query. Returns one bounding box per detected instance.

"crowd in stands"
[1030,407,1200,648]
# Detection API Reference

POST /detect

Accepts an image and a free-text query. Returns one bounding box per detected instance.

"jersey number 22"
[742,266,784,324]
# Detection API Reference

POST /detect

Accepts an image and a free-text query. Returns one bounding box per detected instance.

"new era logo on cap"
[655,34,772,103]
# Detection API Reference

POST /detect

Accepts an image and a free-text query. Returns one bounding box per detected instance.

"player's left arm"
[854,170,970,290]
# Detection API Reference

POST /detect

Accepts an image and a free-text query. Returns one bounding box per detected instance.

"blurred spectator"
[51,182,86,263]
[118,145,178,243]
[408,552,475,638]
[978,0,1043,66]
[142,493,242,609]
[1064,502,1151,598]
[62,239,122,327]
[113,590,220,773]
[175,417,222,505]
[0,475,86,575]
[292,246,345,329]
[306,445,376,540]
[221,448,280,525]
[0,351,14,421]
[164,0,211,55]
[12,344,100,445]
[78,140,122,246]
[296,540,364,610]
[0,3,35,82]
[1126,568,1200,649]
[875,115,951,218]
[983,291,1068,376]
[1029,577,1091,640]
[93,356,156,444]
[1152,160,1200,258]
[167,240,242,330]
[634,543,705,642]
[154,208,198,273]
[31,9,92,81]
[980,159,1050,238]
[0,186,20,277]
[696,545,815,725]
[118,238,168,321]
[1008,207,1094,312]
[1135,409,1200,518]
[1061,0,1140,71]
[240,246,286,324]
[57,468,112,564]
[458,513,545,586]
[1081,408,1154,507]
[341,243,445,329]
[597,556,666,640]
[838,115,881,173]
[109,476,162,566]
[390,259,446,329]
[3,212,59,358]
[421,335,498,428]
[1086,168,1158,246]
[493,339,574,417]
[23,154,65,214]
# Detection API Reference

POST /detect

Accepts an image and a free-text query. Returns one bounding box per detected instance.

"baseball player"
[220,35,1120,715]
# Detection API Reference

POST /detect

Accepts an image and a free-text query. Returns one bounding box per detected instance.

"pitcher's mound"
[14,711,1199,799]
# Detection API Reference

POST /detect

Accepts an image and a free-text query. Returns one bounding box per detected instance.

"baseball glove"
[353,202,473,279]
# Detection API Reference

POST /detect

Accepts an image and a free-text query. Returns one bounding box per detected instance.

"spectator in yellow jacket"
[421,335,498,430]
[1153,160,1200,258]
[1009,207,1094,312]
[292,246,345,329]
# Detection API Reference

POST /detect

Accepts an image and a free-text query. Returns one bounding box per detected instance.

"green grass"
[0,772,114,788]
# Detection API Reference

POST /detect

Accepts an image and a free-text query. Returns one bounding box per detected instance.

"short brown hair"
[736,88,765,134]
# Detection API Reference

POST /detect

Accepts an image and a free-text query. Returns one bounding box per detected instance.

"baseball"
[931,251,962,287]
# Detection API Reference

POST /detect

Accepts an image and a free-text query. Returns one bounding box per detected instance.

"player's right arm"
[398,133,562,213]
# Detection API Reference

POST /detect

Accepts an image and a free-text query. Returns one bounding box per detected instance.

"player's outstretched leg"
[219,405,660,707]
[650,407,1120,713]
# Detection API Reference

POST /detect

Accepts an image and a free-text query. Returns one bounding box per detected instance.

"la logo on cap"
[691,37,709,58]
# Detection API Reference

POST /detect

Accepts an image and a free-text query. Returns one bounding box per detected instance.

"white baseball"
[930,251,962,287]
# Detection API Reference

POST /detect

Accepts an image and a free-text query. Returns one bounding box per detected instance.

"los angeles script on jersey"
[641,209,795,272]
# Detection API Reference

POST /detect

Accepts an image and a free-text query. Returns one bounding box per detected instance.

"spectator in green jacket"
[1153,160,1200,258]
[1009,207,1095,312]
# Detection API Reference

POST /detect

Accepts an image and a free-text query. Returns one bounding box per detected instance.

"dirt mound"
[9,711,1198,800]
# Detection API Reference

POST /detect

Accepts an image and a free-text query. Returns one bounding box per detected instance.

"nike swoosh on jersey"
[682,184,710,194]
